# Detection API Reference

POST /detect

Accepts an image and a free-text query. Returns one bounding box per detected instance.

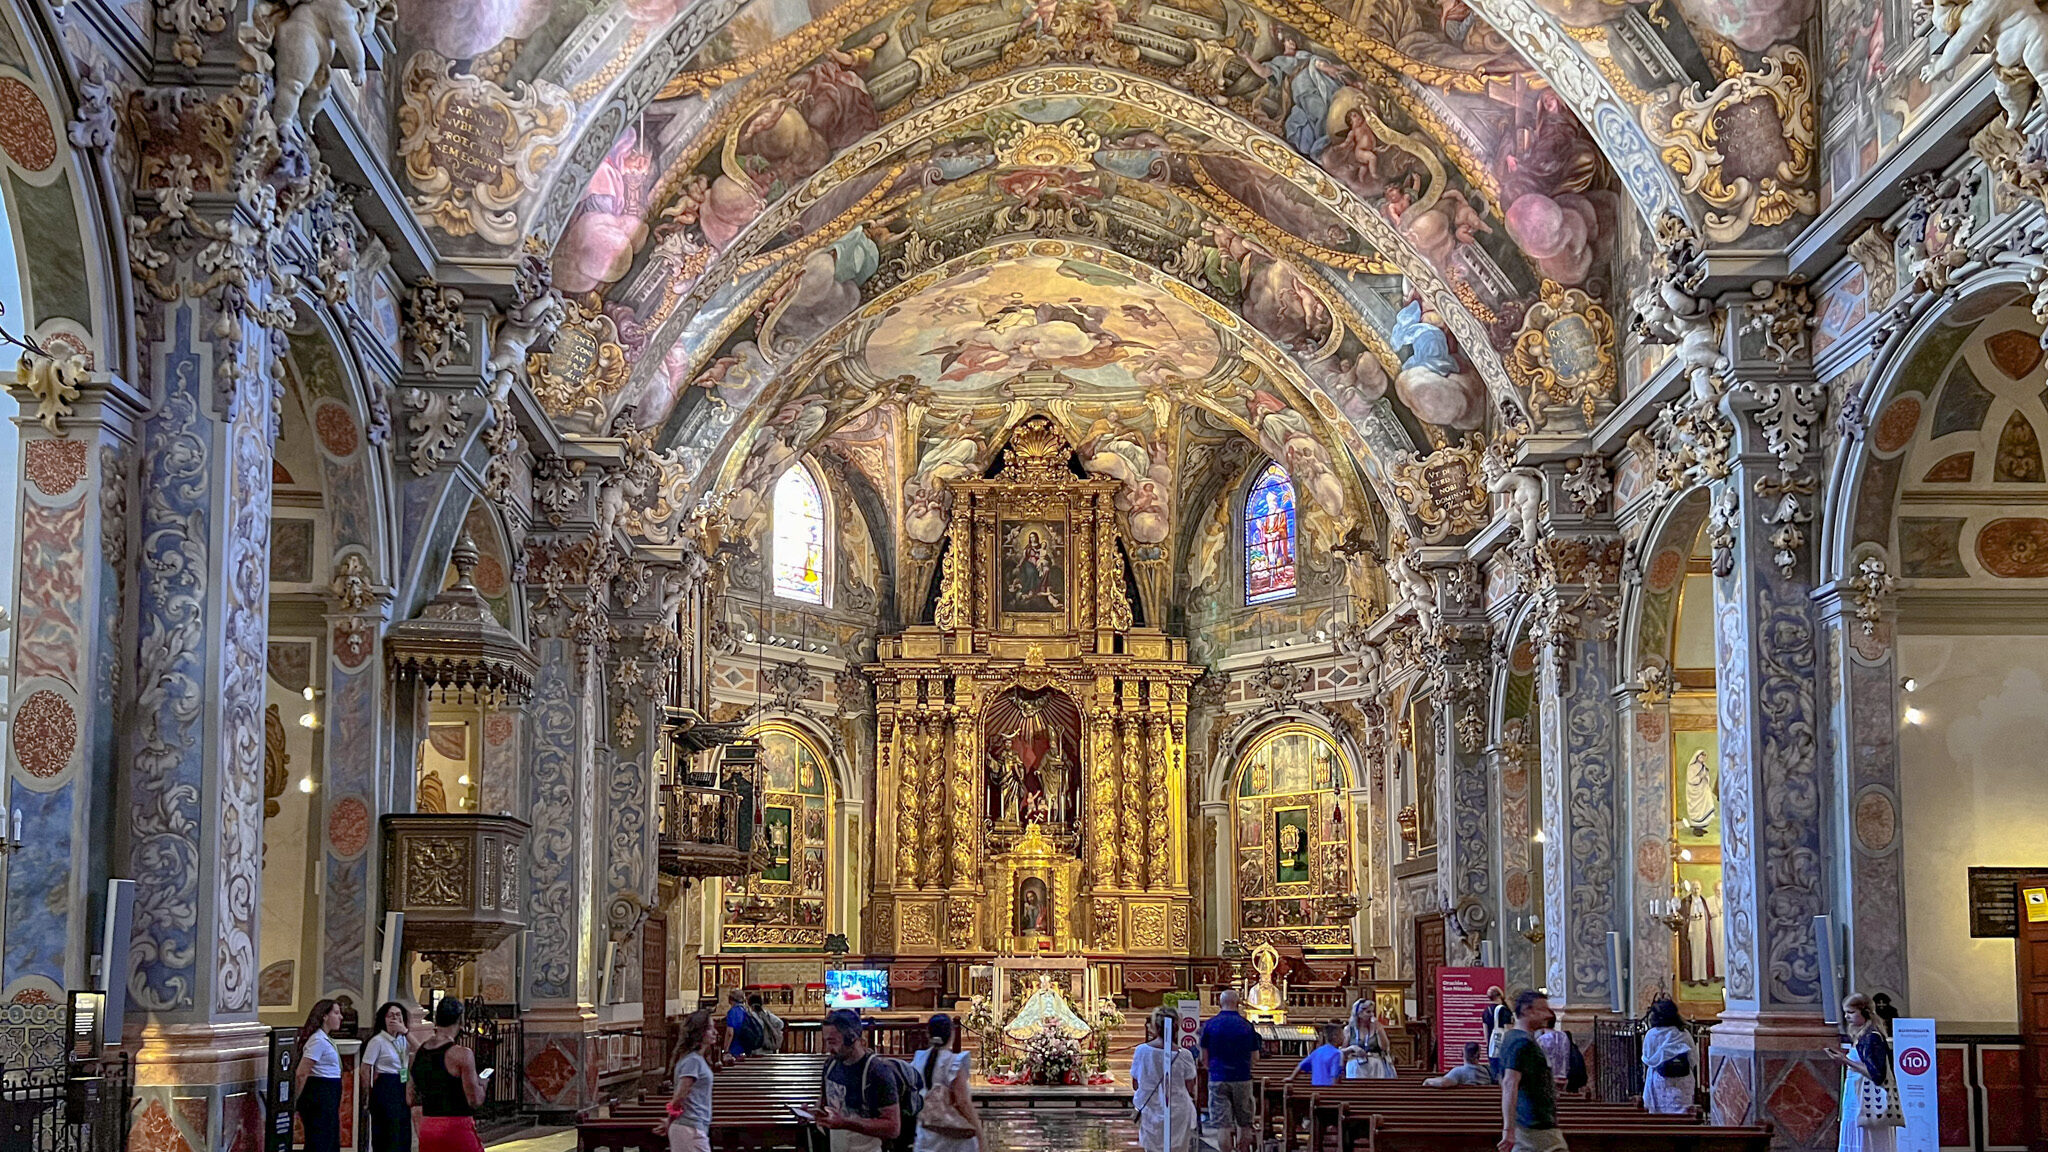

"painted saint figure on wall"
[985,688,1084,827]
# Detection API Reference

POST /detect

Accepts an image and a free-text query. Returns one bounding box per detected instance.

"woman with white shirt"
[360,1001,414,1152]
[910,1014,980,1152]
[1131,1007,1196,1152]
[292,999,345,1152]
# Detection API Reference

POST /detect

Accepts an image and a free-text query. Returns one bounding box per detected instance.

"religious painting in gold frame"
[997,516,1071,630]
[1232,724,1358,952]
[721,722,833,952]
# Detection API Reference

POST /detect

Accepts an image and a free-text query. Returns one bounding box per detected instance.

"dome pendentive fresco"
[18,0,2048,1141]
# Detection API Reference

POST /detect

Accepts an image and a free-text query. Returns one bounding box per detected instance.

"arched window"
[772,465,826,604]
[1244,462,1297,604]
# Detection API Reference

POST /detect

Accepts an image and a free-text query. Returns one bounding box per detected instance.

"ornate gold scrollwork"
[1389,434,1489,543]
[1644,46,1816,243]
[1511,282,1618,426]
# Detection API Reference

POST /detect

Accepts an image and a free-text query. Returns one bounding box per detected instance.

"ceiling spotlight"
[298,777,315,794]
[1900,677,1917,693]
[1903,706,1926,726]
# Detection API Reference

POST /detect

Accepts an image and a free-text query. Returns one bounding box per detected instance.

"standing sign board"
[1893,1018,1939,1152]
[1435,966,1505,1072]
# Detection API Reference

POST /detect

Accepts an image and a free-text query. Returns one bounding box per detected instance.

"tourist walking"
[293,999,345,1152]
[409,997,488,1152]
[1498,990,1567,1152]
[1483,987,1514,1076]
[661,1009,720,1152]
[1342,998,1396,1079]
[751,994,787,1052]
[1834,993,1904,1152]
[359,1001,414,1152]
[1640,997,1695,1115]
[1289,1023,1346,1087]
[725,989,763,1057]
[1198,988,1263,1152]
[911,1014,980,1152]
[1132,1007,1196,1152]
[816,1009,902,1152]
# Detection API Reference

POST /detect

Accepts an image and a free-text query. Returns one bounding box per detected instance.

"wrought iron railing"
[0,1054,131,1152]
[1591,1016,1645,1103]
[466,1001,525,1122]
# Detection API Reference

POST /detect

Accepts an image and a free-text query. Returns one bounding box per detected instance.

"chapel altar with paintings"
[864,417,1203,964]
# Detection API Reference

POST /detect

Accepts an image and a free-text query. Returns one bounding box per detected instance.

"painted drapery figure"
[985,689,1085,827]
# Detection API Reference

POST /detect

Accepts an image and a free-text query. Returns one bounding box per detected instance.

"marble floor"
[977,1108,1220,1151]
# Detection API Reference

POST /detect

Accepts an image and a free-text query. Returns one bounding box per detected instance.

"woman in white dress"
[1639,997,1695,1115]
[911,1014,981,1152]
[1833,993,1902,1152]
[1131,1006,1196,1152]
[1342,999,1396,1079]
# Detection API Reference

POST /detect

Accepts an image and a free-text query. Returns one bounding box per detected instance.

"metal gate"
[0,1055,132,1152]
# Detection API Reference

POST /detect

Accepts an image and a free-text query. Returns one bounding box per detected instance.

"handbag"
[916,1052,978,1139]
[1856,1077,1905,1129]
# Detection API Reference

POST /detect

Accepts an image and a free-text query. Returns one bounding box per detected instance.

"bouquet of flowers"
[961,995,1007,1072]
[1020,1030,1084,1085]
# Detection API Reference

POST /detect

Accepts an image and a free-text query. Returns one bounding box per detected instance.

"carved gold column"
[948,696,978,889]
[1145,710,1170,891]
[922,710,946,890]
[896,707,924,890]
[1089,694,1120,887]
[1117,705,1142,890]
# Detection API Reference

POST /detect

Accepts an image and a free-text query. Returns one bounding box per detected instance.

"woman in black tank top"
[407,999,487,1152]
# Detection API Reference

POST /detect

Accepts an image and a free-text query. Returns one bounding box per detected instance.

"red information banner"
[1435,966,1505,1072]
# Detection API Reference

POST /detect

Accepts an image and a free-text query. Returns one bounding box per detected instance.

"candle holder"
[1516,916,1543,945]
[0,807,23,856]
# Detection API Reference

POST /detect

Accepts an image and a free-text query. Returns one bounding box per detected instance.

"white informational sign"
[1892,1018,1939,1152]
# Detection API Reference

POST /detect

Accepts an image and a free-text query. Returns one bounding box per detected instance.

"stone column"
[1617,683,1677,1013]
[1199,798,1234,950]
[1531,534,1625,1019]
[1703,354,1841,1144]
[1813,577,1907,1006]
[1429,619,1495,964]
[2,381,141,1043]
[1488,727,1539,992]
[602,581,670,1020]
[521,526,610,1112]
[122,288,286,1141]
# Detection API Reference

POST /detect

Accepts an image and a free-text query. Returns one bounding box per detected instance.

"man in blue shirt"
[724,990,754,1057]
[1498,990,1566,1151]
[1199,988,1264,1152]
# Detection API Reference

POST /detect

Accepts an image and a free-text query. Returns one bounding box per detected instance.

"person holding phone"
[409,997,488,1152]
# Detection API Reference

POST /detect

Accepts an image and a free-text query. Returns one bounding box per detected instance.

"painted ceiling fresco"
[388,0,1825,569]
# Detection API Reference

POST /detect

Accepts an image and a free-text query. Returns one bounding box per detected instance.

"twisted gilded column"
[896,710,925,889]
[948,704,978,890]
[1118,712,1143,889]
[1090,703,1120,887]
[1145,712,1170,890]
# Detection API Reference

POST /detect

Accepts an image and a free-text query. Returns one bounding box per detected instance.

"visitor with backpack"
[724,990,765,1057]
[814,1010,902,1152]
[1641,997,1694,1114]
[750,994,786,1053]
[877,1025,925,1152]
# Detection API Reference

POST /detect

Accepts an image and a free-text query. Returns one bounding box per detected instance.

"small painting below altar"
[1017,877,1050,936]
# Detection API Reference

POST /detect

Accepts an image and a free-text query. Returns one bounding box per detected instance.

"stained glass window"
[772,465,826,603]
[1244,462,1296,604]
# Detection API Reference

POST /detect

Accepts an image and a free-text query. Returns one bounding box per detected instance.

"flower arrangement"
[1019,1030,1084,1085]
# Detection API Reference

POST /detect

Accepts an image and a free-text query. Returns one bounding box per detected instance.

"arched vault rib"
[685,238,1422,542]
[612,67,1524,426]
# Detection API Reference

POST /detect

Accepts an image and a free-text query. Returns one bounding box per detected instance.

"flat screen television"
[825,969,890,1010]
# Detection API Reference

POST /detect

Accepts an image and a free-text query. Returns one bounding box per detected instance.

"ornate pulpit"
[382,813,530,994]
[867,416,1200,959]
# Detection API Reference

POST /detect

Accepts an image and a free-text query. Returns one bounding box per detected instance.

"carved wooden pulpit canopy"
[868,416,1201,959]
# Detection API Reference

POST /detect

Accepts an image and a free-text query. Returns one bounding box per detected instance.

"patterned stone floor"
[978,1108,1220,1150]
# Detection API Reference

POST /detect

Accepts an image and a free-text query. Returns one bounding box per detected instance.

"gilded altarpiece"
[868,418,1200,959]
[721,725,833,951]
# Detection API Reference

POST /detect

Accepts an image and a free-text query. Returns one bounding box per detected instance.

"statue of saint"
[1039,745,1069,824]
[997,748,1025,823]
[1682,747,1717,835]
